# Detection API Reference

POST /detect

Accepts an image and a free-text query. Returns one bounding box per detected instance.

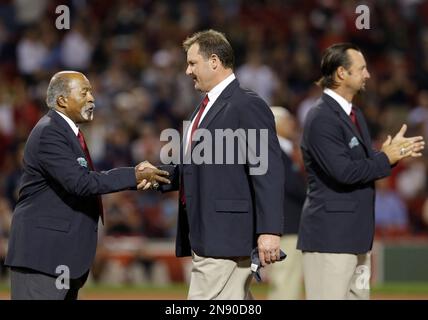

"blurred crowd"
[2,0,428,279]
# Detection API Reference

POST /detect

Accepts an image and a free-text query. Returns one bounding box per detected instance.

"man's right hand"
[257,234,281,267]
[135,161,170,190]
[381,124,425,165]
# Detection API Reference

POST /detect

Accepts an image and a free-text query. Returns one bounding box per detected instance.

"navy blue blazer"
[5,110,137,278]
[161,79,285,257]
[297,93,391,254]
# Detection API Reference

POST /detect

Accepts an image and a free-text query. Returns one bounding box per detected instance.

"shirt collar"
[55,110,79,136]
[324,88,353,116]
[207,73,236,103]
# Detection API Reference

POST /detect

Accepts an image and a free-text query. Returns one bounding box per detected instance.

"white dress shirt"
[323,88,352,116]
[185,73,236,150]
[55,110,79,136]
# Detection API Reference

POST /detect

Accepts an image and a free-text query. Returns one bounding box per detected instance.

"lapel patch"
[77,157,88,167]
[348,136,359,149]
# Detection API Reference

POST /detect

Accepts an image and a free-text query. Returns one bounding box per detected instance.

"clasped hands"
[381,124,425,165]
[134,161,170,190]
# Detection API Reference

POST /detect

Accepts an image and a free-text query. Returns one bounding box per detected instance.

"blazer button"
[94,226,98,232]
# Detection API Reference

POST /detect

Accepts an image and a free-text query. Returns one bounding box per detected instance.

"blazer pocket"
[215,200,249,213]
[324,200,357,213]
[36,217,71,233]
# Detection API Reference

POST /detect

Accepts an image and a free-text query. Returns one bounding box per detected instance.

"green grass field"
[2,281,428,299]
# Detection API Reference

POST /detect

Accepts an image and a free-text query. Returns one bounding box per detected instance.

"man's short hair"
[316,43,361,89]
[183,29,234,69]
[46,73,71,109]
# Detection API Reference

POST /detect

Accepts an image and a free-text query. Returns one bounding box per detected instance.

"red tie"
[181,95,210,205]
[350,107,361,134]
[77,130,104,224]
[188,94,209,151]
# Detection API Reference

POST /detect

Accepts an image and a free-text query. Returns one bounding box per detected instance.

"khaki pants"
[267,235,304,300]
[187,251,253,300]
[302,251,371,300]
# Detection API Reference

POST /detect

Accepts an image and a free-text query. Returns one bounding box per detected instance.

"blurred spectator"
[379,52,416,108]
[421,198,428,231]
[408,90,428,139]
[415,28,428,90]
[375,177,409,237]
[159,192,178,238]
[395,157,428,233]
[102,125,133,169]
[236,51,279,105]
[0,196,12,280]
[131,123,162,165]
[297,85,321,126]
[396,158,426,200]
[268,107,306,300]
[14,0,48,27]
[16,27,48,79]
[4,143,24,209]
[103,192,142,236]
[60,21,92,71]
[0,85,14,138]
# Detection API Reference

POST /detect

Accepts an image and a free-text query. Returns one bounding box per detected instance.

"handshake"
[134,161,170,191]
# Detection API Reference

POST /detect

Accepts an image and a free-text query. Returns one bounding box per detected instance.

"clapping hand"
[391,124,425,157]
[381,124,425,165]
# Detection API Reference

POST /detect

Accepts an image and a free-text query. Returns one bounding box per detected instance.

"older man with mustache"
[5,71,170,300]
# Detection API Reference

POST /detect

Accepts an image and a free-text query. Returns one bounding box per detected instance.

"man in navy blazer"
[297,43,425,299]
[160,30,285,299]
[5,71,170,300]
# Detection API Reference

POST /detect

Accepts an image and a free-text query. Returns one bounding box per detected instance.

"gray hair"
[46,73,72,109]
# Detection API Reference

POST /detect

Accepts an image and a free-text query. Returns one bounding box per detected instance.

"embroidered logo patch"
[348,136,359,149]
[76,157,88,167]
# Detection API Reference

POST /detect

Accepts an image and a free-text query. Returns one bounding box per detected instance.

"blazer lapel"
[189,79,239,152]
[49,109,83,153]
[197,79,239,131]
[337,110,365,145]
[322,94,368,150]
[182,106,199,150]
[354,106,373,152]
[190,99,227,153]
[182,97,205,160]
